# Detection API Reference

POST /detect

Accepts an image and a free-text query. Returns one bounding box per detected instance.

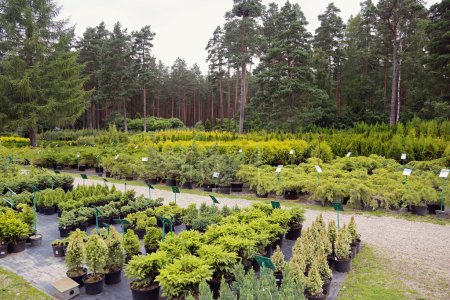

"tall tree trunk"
[171,96,174,117]
[123,99,128,132]
[390,36,399,125]
[157,93,160,117]
[211,91,214,125]
[219,76,224,122]
[239,63,246,134]
[29,123,38,147]
[235,69,239,132]
[227,67,231,131]
[143,84,147,132]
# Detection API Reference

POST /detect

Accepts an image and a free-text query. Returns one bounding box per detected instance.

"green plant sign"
[331,202,344,228]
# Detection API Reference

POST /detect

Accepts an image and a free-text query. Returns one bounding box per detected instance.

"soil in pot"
[8,239,26,253]
[411,205,427,216]
[105,268,122,285]
[334,257,352,273]
[59,226,73,238]
[43,206,56,215]
[285,224,302,240]
[284,190,298,200]
[165,178,177,187]
[83,274,105,295]
[130,283,160,300]
[0,244,8,258]
[52,245,65,257]
[29,234,42,247]
[67,268,87,287]
[231,182,244,193]
[133,229,146,239]
[274,271,283,288]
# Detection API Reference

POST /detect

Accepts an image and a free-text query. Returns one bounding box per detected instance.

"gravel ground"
[74,177,450,298]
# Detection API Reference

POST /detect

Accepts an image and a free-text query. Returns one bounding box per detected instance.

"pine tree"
[0,0,88,145]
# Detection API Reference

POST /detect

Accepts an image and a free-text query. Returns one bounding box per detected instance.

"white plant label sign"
[403,168,412,176]
[76,154,80,158]
[142,157,149,162]
[238,148,243,153]
[275,165,283,173]
[135,146,139,149]
[439,169,449,178]
[346,152,351,157]
[315,165,323,173]
[289,149,294,155]
[213,172,220,178]
[115,155,119,160]
[401,153,407,160]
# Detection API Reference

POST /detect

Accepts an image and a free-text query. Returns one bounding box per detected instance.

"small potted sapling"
[285,207,305,240]
[181,203,198,231]
[123,229,141,262]
[51,239,68,257]
[125,251,168,300]
[317,251,332,295]
[327,220,337,266]
[305,261,326,300]
[58,211,76,238]
[197,244,238,298]
[104,227,126,285]
[83,233,108,295]
[144,227,162,254]
[65,229,87,286]
[333,228,352,273]
[271,245,285,287]
[348,216,361,254]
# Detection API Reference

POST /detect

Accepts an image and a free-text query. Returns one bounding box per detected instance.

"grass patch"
[0,267,50,300]
[337,245,414,300]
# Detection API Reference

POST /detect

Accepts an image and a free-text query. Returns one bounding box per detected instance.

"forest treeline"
[0,0,449,144]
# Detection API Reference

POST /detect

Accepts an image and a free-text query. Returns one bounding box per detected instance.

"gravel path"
[75,178,450,298]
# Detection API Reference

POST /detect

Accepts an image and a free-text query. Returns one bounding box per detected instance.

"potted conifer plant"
[123,229,141,262]
[285,207,305,240]
[65,229,87,286]
[333,228,352,272]
[348,216,361,253]
[271,245,285,288]
[144,227,162,254]
[125,251,168,300]
[104,227,125,285]
[305,262,326,300]
[83,233,108,295]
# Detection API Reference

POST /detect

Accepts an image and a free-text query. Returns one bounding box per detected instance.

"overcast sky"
[56,0,438,73]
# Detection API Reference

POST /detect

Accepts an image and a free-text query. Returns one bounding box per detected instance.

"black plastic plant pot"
[272,235,283,249]
[0,244,8,258]
[322,278,331,295]
[130,283,160,300]
[59,226,73,238]
[256,192,268,198]
[8,239,26,253]
[350,244,357,258]
[52,245,65,257]
[182,181,193,189]
[95,167,102,174]
[105,268,122,285]
[67,268,87,287]
[43,206,56,215]
[274,271,283,288]
[37,206,45,214]
[251,259,260,273]
[354,239,361,253]
[264,244,273,257]
[283,190,298,200]
[98,217,111,226]
[436,210,449,219]
[105,171,112,178]
[231,182,244,193]
[165,178,177,187]
[285,224,302,241]
[334,257,352,273]
[30,234,42,247]
[327,254,334,268]
[83,274,104,295]
[219,185,231,194]
[185,224,192,231]
[78,165,86,172]
[426,203,442,215]
[307,292,327,300]
[75,222,89,232]
[203,184,214,192]
[145,178,158,185]
[126,176,134,181]
[145,247,158,255]
[411,205,427,216]
[133,229,146,240]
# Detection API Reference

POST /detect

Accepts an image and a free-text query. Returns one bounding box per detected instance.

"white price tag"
[401,153,406,160]
[135,145,138,149]
[403,168,412,176]
[275,165,283,173]
[213,172,220,178]
[115,155,119,160]
[142,157,149,162]
[238,148,243,153]
[289,150,294,155]
[346,152,351,157]
[439,169,449,178]
[315,165,323,173]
